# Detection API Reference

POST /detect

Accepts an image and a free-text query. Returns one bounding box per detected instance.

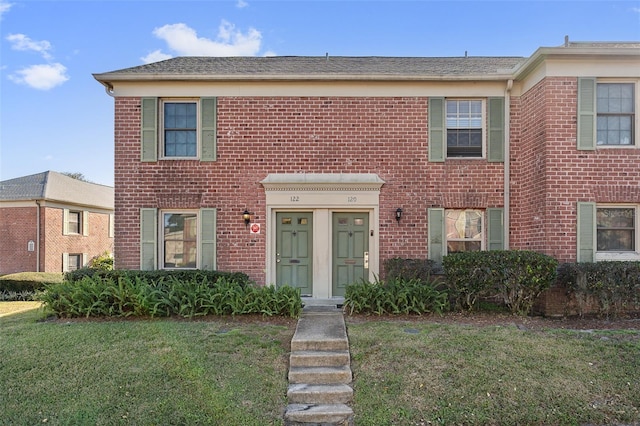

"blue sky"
[1,0,639,186]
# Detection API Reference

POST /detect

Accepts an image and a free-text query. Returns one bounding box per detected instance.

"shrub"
[0,272,63,293]
[88,251,114,271]
[383,258,438,283]
[443,251,558,316]
[39,271,301,318]
[64,269,250,287]
[557,261,640,318]
[343,276,449,315]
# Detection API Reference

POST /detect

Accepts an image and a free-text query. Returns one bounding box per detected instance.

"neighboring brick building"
[93,40,639,300]
[0,171,114,274]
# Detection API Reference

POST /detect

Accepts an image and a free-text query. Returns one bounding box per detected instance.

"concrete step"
[290,312,349,352]
[290,349,351,368]
[284,403,353,425]
[289,365,352,385]
[287,383,353,405]
[291,338,349,352]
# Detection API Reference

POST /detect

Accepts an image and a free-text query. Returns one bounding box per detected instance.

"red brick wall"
[511,77,640,263]
[0,205,112,274]
[0,206,38,274]
[114,96,505,284]
[42,207,114,272]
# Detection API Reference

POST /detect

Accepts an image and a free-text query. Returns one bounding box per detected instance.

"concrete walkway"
[284,299,354,426]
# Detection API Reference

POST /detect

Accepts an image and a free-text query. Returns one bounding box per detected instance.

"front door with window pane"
[276,212,313,296]
[332,213,369,297]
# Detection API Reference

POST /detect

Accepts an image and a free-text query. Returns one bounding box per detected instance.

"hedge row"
[443,251,558,315]
[558,261,640,318]
[40,272,301,318]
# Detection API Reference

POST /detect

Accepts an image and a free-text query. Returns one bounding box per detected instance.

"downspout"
[35,200,41,272]
[504,79,513,249]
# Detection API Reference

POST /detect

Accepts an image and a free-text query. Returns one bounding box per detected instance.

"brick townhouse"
[93,40,639,300]
[0,171,114,274]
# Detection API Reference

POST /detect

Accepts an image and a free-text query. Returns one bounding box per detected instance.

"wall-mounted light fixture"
[395,208,403,223]
[243,209,251,227]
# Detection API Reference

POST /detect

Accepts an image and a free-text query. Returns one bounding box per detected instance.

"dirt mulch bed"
[344,311,640,331]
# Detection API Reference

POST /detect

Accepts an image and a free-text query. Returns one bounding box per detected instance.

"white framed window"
[63,209,88,236]
[445,209,484,253]
[161,211,198,269]
[596,205,638,261]
[446,99,484,158]
[597,83,635,146]
[62,253,87,272]
[161,99,199,158]
[68,211,81,234]
[141,97,217,162]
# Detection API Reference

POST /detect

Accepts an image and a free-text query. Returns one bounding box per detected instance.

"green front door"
[276,212,313,296]
[332,212,369,297]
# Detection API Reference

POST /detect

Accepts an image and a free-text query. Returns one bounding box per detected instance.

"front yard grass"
[1,307,296,425]
[2,304,639,425]
[347,319,640,425]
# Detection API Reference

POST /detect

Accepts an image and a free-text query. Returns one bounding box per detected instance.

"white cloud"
[149,21,262,59]
[0,1,12,20]
[632,7,640,14]
[8,63,69,90]
[6,33,53,60]
[141,49,173,64]
[236,0,248,8]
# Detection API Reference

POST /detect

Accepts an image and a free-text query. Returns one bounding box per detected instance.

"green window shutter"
[487,97,505,162]
[577,78,596,151]
[140,208,158,270]
[200,208,217,270]
[82,211,89,236]
[577,202,596,262]
[141,97,158,162]
[428,208,446,264]
[428,97,445,162]
[487,208,504,250]
[62,209,70,235]
[201,97,217,162]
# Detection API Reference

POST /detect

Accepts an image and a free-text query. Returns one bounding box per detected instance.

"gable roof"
[0,171,114,210]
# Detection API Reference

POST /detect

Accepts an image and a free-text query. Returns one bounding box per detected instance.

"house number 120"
[348,196,357,203]
[290,196,300,202]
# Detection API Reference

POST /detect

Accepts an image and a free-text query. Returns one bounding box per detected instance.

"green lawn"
[347,319,640,425]
[1,307,296,425]
[2,304,639,425]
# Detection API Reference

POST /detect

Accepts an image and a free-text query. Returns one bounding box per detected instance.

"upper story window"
[428,97,503,162]
[596,83,634,146]
[578,78,637,150]
[162,101,198,158]
[141,97,217,162]
[63,209,88,236]
[446,100,484,158]
[67,211,81,234]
